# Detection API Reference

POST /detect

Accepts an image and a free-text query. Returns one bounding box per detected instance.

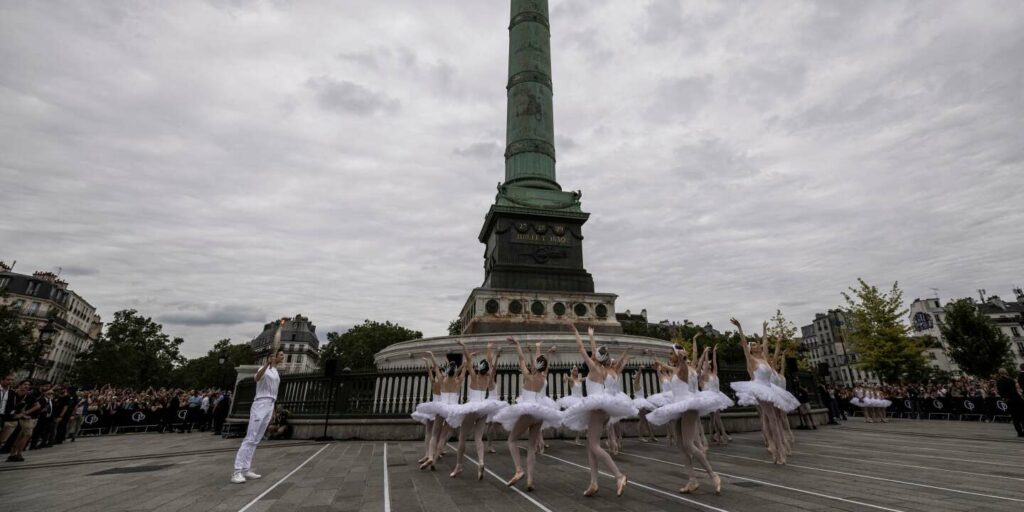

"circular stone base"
[375,331,673,371]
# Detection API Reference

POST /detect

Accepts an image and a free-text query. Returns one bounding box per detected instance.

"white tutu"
[411,394,440,425]
[850,397,869,408]
[875,399,892,408]
[492,390,563,431]
[731,381,801,412]
[416,392,460,418]
[560,386,638,432]
[446,389,506,428]
[700,389,735,413]
[647,390,672,408]
[647,392,724,426]
[556,395,582,409]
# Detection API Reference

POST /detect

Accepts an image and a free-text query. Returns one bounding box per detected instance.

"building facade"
[908,297,959,373]
[0,262,102,384]
[800,310,879,386]
[250,314,320,374]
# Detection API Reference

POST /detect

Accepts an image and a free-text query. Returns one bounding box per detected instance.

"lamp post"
[27,318,57,381]
[217,351,229,390]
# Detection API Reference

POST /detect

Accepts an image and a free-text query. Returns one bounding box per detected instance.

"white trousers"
[233,398,274,472]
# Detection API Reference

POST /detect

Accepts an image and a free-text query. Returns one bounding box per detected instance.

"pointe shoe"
[477,465,485,481]
[679,480,699,494]
[526,481,534,492]
[417,456,428,464]
[488,447,497,454]
[449,466,463,478]
[507,471,525,487]
[713,474,722,495]
[418,458,434,470]
[616,475,628,496]
[583,483,599,497]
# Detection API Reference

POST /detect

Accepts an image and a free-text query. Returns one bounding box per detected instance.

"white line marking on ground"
[619,449,905,512]
[383,443,391,512]
[797,440,1024,468]
[238,443,332,512]
[540,451,732,512]
[729,439,1024,482]
[715,451,1024,503]
[446,443,553,512]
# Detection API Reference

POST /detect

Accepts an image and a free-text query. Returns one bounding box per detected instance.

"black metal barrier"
[882,396,1011,422]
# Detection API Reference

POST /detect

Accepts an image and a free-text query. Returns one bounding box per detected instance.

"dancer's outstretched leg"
[506,416,530,486]
[681,411,721,495]
[421,417,444,470]
[473,418,487,480]
[585,411,626,497]
[526,422,541,491]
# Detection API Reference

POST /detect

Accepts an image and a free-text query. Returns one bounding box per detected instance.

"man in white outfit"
[231,347,284,483]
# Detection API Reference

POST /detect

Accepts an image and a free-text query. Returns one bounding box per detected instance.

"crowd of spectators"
[1,374,290,463]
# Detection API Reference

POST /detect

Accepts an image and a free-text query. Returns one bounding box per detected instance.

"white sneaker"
[243,471,262,480]
[231,472,246,484]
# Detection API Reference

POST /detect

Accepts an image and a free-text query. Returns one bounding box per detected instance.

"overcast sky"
[2,0,1022,357]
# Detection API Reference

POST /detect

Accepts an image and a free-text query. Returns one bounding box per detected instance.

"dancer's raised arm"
[572,325,598,371]
[613,347,632,372]
[731,318,750,355]
[508,336,529,374]
[712,345,719,373]
[691,331,702,363]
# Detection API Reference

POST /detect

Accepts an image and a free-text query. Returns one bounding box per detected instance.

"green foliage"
[172,338,257,389]
[767,309,810,371]
[938,298,1013,378]
[70,309,185,388]
[842,279,928,384]
[0,298,34,377]
[321,320,422,370]
[447,318,463,336]
[621,319,746,366]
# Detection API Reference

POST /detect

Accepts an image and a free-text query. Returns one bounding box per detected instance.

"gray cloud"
[1,0,1021,357]
[306,76,399,116]
[160,304,266,327]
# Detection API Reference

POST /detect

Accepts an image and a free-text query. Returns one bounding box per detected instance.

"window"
[286,355,293,363]
[28,302,40,315]
[1012,326,1021,337]
[0,277,8,289]
[26,282,40,295]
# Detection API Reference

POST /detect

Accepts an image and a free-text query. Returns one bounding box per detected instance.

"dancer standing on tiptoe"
[769,333,795,454]
[231,320,285,484]
[700,345,734,445]
[483,346,504,454]
[603,347,632,455]
[729,318,799,464]
[557,366,586,445]
[492,337,562,491]
[419,352,466,470]
[631,370,657,443]
[447,341,504,480]
[647,338,724,495]
[562,326,637,497]
[648,354,678,446]
[412,355,443,464]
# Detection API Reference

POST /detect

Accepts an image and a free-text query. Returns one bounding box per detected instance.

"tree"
[172,338,257,389]
[447,318,463,336]
[767,309,810,371]
[842,279,928,384]
[70,309,185,388]
[321,320,422,370]
[0,298,33,377]
[938,298,1013,378]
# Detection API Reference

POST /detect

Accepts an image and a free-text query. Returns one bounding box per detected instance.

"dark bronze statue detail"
[504,138,555,160]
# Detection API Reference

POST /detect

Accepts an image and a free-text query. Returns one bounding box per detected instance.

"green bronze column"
[504,0,558,191]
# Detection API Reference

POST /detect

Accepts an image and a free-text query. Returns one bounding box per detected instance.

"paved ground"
[1,419,1022,512]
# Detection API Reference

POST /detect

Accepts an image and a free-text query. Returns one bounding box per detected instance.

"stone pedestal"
[459,287,621,334]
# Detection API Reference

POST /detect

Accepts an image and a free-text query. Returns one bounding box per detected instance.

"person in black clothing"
[162,392,181,433]
[213,391,231,435]
[1017,364,1024,394]
[8,380,42,462]
[995,368,1024,437]
[796,385,818,430]
[30,387,56,449]
[53,386,73,444]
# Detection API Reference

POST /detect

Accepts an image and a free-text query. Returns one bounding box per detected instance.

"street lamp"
[217,351,229,390]
[27,318,57,381]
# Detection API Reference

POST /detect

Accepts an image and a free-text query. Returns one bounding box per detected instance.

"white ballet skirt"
[492,389,564,431]
[538,383,560,411]
[632,387,656,412]
[560,377,639,431]
[445,388,506,428]
[415,392,460,419]
[647,374,725,426]
[863,395,891,408]
[701,375,735,412]
[411,393,441,424]
[485,387,508,423]
[647,384,673,408]
[850,392,869,407]
[730,363,800,412]
[556,382,584,410]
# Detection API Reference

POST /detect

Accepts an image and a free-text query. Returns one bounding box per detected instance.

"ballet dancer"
[412,355,443,464]
[531,342,559,455]
[850,384,871,422]
[232,320,285,484]
[769,333,795,454]
[646,342,724,495]
[484,347,505,454]
[447,341,505,479]
[557,366,585,445]
[562,325,637,497]
[648,356,677,446]
[700,345,733,445]
[604,347,632,455]
[729,318,799,464]
[419,352,466,470]
[631,370,657,443]
[491,337,562,491]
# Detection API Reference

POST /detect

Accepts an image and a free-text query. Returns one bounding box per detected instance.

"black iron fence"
[229,364,821,421]
[878,396,1013,421]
